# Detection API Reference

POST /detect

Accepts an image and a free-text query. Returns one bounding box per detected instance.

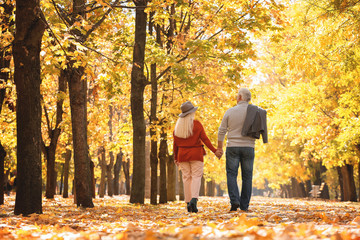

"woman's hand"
[215,149,223,159]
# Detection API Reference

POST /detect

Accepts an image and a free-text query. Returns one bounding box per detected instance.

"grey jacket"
[241,104,268,143]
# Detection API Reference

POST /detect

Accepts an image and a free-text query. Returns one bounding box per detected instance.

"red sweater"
[173,120,217,162]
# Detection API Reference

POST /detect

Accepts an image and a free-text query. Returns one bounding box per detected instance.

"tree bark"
[305,180,311,198]
[123,157,131,195]
[98,147,106,198]
[107,152,114,197]
[149,11,159,205]
[114,151,123,195]
[13,0,45,215]
[167,154,176,201]
[178,170,184,201]
[65,0,94,208]
[200,176,205,196]
[68,63,93,207]
[216,184,224,196]
[319,162,330,199]
[59,163,64,195]
[130,0,148,204]
[63,149,71,198]
[107,105,114,197]
[44,71,66,199]
[341,164,357,202]
[90,159,95,198]
[159,129,168,204]
[206,180,215,197]
[0,144,6,205]
[337,166,344,201]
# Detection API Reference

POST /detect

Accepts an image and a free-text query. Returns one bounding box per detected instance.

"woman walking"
[173,101,217,213]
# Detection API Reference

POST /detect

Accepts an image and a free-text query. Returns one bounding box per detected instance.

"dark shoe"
[240,208,251,212]
[189,198,198,213]
[186,202,191,212]
[230,203,240,212]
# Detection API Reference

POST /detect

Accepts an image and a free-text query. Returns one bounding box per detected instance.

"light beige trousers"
[179,161,204,203]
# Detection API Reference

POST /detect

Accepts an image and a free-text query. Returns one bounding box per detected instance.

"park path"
[0,194,360,239]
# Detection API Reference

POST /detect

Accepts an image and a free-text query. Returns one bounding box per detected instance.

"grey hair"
[237,88,251,102]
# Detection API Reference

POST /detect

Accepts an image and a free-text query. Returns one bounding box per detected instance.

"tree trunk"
[107,105,114,197]
[67,62,93,207]
[44,71,66,199]
[98,147,106,198]
[123,157,131,195]
[320,184,330,199]
[130,0,148,204]
[149,12,159,206]
[178,170,184,201]
[319,163,330,199]
[206,180,215,197]
[167,154,176,201]
[200,176,205,196]
[63,149,71,198]
[0,144,6,205]
[159,129,168,204]
[114,151,123,195]
[341,164,357,202]
[107,152,114,197]
[65,0,93,208]
[90,159,95,198]
[305,180,312,198]
[13,0,45,215]
[216,184,224,196]
[337,166,344,201]
[285,184,292,198]
[59,163,64,195]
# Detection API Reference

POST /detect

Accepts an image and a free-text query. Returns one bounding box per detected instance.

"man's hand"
[215,149,223,159]
[216,140,224,159]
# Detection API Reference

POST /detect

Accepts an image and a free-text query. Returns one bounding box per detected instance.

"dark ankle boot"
[230,203,240,212]
[190,198,198,213]
[186,202,191,212]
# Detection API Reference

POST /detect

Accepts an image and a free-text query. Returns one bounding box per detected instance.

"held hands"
[215,148,223,159]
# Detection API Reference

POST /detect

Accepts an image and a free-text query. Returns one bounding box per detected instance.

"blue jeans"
[226,147,254,210]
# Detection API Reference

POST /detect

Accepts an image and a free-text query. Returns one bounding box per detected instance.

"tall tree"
[13,0,45,215]
[130,0,148,204]
[107,105,114,197]
[149,12,160,205]
[98,146,106,198]
[114,151,123,195]
[62,148,71,198]
[66,6,93,207]
[158,127,168,204]
[42,71,66,198]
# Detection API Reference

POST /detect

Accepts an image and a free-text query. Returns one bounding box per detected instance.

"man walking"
[216,88,267,211]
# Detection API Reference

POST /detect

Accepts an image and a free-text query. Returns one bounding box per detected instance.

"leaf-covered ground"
[1,195,360,239]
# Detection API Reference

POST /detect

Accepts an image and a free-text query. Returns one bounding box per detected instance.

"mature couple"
[173,88,268,213]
